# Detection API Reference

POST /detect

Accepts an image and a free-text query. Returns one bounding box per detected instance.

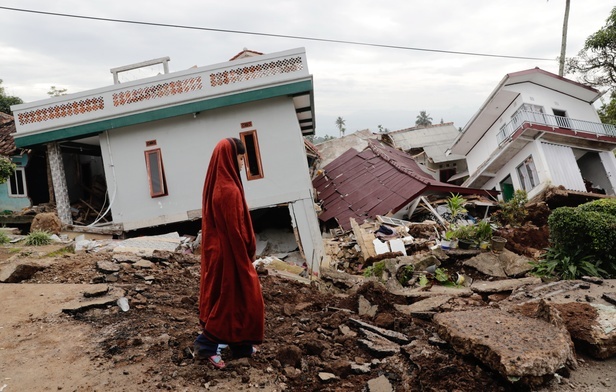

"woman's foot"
[208,354,226,369]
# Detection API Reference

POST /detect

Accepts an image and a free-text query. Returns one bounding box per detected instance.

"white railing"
[12,48,309,136]
[496,110,616,145]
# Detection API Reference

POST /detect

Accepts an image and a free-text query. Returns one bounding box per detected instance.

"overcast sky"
[0,1,613,137]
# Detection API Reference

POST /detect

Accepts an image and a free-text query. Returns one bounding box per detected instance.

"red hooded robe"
[199,138,264,345]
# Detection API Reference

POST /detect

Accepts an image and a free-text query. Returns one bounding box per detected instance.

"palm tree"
[335,116,346,137]
[415,111,433,128]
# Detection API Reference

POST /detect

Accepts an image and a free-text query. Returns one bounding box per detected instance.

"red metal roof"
[313,140,497,230]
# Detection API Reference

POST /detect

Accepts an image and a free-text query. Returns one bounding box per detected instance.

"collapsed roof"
[313,140,497,230]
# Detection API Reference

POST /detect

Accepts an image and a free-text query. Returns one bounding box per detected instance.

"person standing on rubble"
[194,138,264,369]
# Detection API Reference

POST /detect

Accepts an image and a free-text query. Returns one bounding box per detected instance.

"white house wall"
[541,142,585,192]
[599,151,616,195]
[482,141,546,199]
[510,82,602,122]
[99,96,324,271]
[465,82,603,179]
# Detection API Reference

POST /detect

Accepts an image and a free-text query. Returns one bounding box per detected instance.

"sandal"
[208,355,226,369]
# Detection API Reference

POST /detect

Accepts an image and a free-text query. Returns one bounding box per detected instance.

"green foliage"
[475,220,493,242]
[0,157,16,184]
[598,91,616,126]
[415,110,433,127]
[566,6,616,88]
[446,193,467,223]
[418,274,429,287]
[452,224,476,241]
[531,245,606,280]
[548,205,616,267]
[0,231,10,245]
[397,264,415,286]
[24,230,52,246]
[0,79,24,116]
[335,116,346,137]
[47,86,67,97]
[363,260,386,280]
[494,190,528,227]
[577,198,616,217]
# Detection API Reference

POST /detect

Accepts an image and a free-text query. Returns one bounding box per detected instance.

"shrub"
[0,156,16,184]
[25,230,52,246]
[531,245,606,280]
[397,264,415,286]
[0,231,10,245]
[548,207,616,265]
[363,260,387,280]
[493,190,528,227]
[578,198,616,217]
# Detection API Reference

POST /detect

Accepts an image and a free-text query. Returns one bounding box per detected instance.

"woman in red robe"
[194,138,264,369]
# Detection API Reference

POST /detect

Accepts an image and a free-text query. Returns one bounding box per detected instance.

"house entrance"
[499,175,514,202]
[575,149,612,195]
[250,205,304,265]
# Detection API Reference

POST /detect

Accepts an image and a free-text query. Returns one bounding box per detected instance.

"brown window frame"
[239,130,264,180]
[144,148,168,197]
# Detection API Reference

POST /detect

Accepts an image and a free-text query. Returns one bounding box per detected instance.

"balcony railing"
[496,110,616,145]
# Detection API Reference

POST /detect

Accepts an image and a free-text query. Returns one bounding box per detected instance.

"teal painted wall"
[0,154,32,213]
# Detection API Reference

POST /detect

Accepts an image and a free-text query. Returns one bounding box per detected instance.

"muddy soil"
[0,246,614,391]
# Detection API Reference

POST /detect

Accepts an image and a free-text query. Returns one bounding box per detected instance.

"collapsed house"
[312,139,498,231]
[381,122,467,184]
[10,48,325,274]
[449,67,616,201]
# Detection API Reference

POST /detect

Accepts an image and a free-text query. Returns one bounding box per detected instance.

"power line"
[0,5,555,62]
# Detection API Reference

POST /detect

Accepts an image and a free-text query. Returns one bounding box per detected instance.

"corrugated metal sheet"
[313,140,495,230]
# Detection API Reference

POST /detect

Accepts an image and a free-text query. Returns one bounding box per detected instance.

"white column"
[288,197,324,277]
[47,142,73,225]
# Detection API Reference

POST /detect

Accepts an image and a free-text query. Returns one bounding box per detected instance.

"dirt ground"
[1,243,615,392]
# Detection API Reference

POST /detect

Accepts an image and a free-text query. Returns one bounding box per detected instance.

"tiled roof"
[313,140,496,230]
[0,114,17,156]
[229,49,264,61]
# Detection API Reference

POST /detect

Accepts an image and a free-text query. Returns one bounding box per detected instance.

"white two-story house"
[449,67,616,201]
[11,48,325,274]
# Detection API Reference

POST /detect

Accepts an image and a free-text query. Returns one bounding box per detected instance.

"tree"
[566,6,616,88]
[598,91,616,126]
[415,111,433,127]
[48,86,68,97]
[377,125,389,133]
[0,79,24,116]
[335,116,346,137]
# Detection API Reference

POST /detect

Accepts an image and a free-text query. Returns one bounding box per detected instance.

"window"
[240,130,264,180]
[8,167,27,197]
[517,155,539,191]
[144,149,168,197]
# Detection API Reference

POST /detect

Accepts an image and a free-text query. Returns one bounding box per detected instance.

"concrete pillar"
[288,197,324,277]
[46,142,72,225]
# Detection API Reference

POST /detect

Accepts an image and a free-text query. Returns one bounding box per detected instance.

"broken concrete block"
[318,372,337,382]
[96,260,121,274]
[394,295,451,314]
[358,295,378,318]
[471,277,541,294]
[357,328,399,358]
[366,375,393,392]
[463,252,507,277]
[134,259,155,269]
[0,262,47,283]
[349,318,410,344]
[434,308,575,382]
